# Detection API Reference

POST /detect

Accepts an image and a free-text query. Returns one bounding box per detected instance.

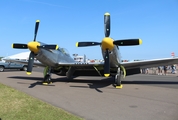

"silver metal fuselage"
[35,42,75,67]
[101,45,121,68]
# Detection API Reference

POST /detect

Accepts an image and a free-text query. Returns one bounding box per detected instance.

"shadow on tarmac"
[8,75,178,92]
[8,76,114,92]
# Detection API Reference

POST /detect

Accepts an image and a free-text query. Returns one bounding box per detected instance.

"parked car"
[0,61,28,72]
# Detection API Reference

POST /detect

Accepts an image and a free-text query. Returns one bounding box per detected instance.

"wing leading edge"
[121,57,178,69]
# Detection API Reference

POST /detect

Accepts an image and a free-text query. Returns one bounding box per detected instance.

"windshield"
[60,48,70,55]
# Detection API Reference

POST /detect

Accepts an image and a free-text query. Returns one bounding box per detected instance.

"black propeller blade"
[12,43,28,49]
[104,49,110,76]
[34,20,40,42]
[38,45,58,49]
[26,52,34,74]
[113,39,142,46]
[76,42,101,47]
[26,20,40,74]
[104,13,110,37]
[103,12,111,76]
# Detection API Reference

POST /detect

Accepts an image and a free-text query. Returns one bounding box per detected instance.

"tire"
[21,66,27,71]
[115,74,121,86]
[44,75,51,83]
[0,66,4,72]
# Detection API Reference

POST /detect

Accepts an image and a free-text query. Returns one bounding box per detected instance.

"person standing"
[163,66,167,75]
[171,65,175,74]
[158,66,162,75]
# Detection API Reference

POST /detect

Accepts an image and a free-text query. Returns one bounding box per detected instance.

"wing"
[121,57,178,69]
[55,57,178,75]
[52,62,105,76]
[4,58,104,68]
[56,62,104,70]
[57,57,178,69]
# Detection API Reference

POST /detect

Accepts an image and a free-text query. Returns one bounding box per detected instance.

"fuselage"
[35,42,75,67]
[102,45,121,68]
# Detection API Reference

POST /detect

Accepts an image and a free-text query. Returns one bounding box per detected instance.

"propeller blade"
[113,39,142,46]
[26,52,34,75]
[104,49,110,77]
[104,12,110,37]
[76,42,101,47]
[34,20,40,41]
[38,45,59,50]
[12,43,28,49]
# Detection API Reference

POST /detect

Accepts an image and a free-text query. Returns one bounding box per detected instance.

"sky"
[0,0,178,60]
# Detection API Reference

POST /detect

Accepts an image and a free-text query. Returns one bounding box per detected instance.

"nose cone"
[27,41,40,53]
[101,37,114,51]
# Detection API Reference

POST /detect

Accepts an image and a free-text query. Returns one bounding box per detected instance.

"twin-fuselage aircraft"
[8,12,178,88]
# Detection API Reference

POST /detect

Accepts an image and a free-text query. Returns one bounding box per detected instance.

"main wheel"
[20,66,27,71]
[23,66,27,71]
[0,66,4,72]
[115,74,121,86]
[43,75,51,83]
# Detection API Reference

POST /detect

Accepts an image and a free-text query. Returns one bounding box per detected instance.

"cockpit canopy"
[58,48,70,56]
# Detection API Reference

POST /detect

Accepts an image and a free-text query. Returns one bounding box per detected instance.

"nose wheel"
[43,66,52,85]
[115,74,121,86]
[115,68,123,89]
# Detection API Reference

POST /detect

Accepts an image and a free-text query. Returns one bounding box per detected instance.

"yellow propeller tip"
[139,39,142,45]
[36,20,40,22]
[26,72,31,75]
[104,74,110,77]
[56,45,59,50]
[75,42,78,47]
[104,12,110,16]
[11,44,14,48]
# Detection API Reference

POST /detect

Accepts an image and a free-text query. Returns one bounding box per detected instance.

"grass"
[0,83,83,120]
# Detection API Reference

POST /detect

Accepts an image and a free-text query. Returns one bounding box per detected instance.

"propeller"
[37,45,59,49]
[12,44,28,49]
[34,20,40,42]
[26,52,35,74]
[76,12,142,77]
[12,20,58,75]
[104,49,110,77]
[104,12,110,37]
[76,42,100,47]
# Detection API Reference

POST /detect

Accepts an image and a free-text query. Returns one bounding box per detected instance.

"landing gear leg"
[115,67,123,89]
[43,66,52,85]
[66,66,75,79]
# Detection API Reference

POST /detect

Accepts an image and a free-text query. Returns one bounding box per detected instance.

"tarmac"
[0,68,178,120]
